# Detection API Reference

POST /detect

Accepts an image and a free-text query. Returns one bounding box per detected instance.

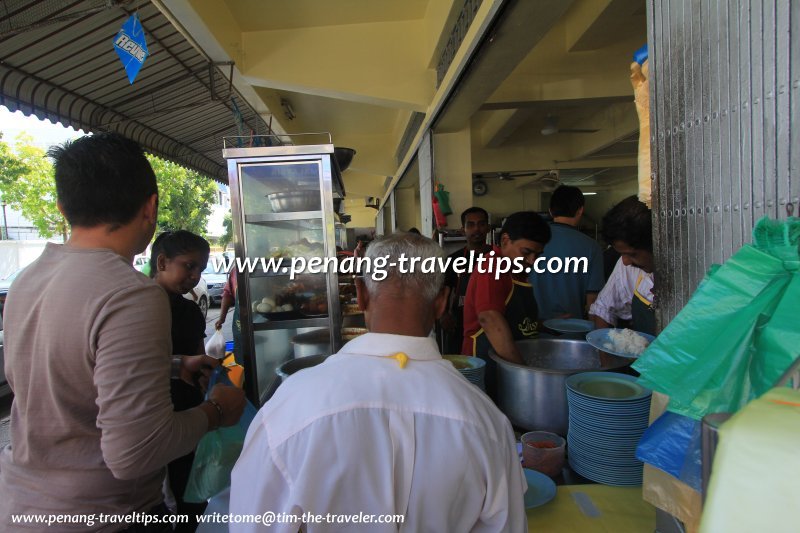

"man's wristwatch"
[171,356,183,379]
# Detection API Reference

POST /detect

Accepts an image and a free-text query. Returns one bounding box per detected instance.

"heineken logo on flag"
[113,13,149,84]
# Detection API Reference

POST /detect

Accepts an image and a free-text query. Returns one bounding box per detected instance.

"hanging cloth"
[434,183,453,215]
[630,51,651,208]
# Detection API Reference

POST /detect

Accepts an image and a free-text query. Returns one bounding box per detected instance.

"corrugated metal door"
[648,0,800,326]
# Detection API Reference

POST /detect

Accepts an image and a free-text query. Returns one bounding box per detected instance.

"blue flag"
[113,13,149,84]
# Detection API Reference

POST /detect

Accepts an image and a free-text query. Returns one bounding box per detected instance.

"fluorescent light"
[583,192,598,196]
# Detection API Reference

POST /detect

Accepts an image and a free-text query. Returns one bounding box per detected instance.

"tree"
[146,154,218,237]
[0,133,68,240]
[0,132,218,241]
[219,212,233,250]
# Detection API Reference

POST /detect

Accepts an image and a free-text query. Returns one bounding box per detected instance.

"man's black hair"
[501,211,551,245]
[461,206,489,227]
[601,195,652,251]
[48,133,157,229]
[549,185,585,218]
[149,230,210,278]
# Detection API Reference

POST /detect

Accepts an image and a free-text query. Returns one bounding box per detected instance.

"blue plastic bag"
[183,368,258,503]
[635,411,702,491]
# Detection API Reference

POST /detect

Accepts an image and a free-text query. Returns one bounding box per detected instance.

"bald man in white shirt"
[230,232,527,532]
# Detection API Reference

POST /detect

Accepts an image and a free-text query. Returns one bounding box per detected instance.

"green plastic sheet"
[633,217,800,420]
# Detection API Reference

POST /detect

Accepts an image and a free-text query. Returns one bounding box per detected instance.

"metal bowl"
[334,147,356,172]
[291,329,331,359]
[276,354,330,383]
[266,190,321,212]
[490,339,630,435]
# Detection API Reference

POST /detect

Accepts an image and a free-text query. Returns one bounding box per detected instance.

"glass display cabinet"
[223,137,345,405]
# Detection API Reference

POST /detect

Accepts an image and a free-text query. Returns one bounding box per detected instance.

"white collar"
[339,332,442,361]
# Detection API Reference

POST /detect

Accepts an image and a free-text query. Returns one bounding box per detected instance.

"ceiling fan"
[541,115,599,136]
[537,170,561,191]
[472,170,554,195]
[473,170,542,181]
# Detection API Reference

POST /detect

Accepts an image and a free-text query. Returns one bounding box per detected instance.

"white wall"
[0,240,57,278]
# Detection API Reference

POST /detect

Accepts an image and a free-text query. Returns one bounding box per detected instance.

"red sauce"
[526,441,558,449]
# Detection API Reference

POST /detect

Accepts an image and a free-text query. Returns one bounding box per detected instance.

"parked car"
[133,255,149,272]
[203,256,231,306]
[0,269,23,318]
[185,277,209,319]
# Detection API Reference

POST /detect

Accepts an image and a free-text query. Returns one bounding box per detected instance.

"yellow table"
[527,484,655,532]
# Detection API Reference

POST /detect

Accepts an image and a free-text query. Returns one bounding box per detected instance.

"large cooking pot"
[490,338,629,436]
[291,328,331,358]
[276,354,330,383]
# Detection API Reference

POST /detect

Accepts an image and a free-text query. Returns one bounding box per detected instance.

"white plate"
[585,328,655,359]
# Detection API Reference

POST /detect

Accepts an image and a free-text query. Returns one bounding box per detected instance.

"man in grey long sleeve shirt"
[0,133,245,532]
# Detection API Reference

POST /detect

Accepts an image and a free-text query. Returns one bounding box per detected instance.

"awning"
[0,0,273,182]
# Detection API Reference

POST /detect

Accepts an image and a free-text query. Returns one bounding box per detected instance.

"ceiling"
[158,0,647,199]
[224,0,431,32]
[1,0,648,199]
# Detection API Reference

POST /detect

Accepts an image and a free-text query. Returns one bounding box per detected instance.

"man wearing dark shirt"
[440,207,492,354]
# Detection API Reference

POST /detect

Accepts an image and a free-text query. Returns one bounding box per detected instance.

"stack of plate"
[443,355,486,391]
[565,371,651,486]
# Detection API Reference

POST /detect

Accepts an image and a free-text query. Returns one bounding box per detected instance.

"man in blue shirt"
[530,186,604,320]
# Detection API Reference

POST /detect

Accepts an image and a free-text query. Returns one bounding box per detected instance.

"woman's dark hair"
[501,211,551,245]
[549,185,585,218]
[48,133,158,229]
[149,230,210,278]
[601,195,652,251]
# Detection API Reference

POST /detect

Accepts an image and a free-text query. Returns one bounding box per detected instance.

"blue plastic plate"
[442,355,486,371]
[585,328,655,359]
[523,468,557,509]
[566,372,651,402]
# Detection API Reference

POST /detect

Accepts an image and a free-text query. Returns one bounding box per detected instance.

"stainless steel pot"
[291,329,331,358]
[276,354,330,383]
[490,339,630,436]
[266,190,321,212]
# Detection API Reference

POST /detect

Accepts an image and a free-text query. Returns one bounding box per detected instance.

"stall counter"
[527,484,655,532]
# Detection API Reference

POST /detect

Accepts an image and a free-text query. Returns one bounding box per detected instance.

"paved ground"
[0,304,232,450]
[205,304,233,344]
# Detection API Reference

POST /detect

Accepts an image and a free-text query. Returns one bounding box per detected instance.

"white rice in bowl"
[603,328,650,356]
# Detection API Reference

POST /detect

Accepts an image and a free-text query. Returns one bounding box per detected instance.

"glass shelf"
[245,212,323,223]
